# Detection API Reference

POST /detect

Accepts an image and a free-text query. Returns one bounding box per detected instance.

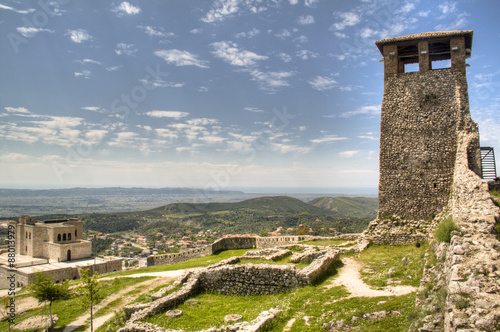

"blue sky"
[0,0,499,191]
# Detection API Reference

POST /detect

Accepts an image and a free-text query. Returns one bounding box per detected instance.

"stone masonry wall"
[378,69,469,221]
[122,247,342,331]
[146,235,347,267]
[441,131,500,331]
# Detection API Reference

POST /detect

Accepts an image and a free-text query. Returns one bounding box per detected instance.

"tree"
[77,268,102,332]
[29,273,69,331]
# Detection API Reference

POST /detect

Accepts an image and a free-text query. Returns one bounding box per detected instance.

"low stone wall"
[147,235,361,267]
[199,264,306,295]
[121,247,341,331]
[147,246,212,267]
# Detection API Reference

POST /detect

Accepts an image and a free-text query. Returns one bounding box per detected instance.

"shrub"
[434,217,459,243]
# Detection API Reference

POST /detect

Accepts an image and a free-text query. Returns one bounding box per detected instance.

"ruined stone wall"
[199,264,307,295]
[255,236,309,248]
[378,69,470,221]
[147,236,329,267]
[441,132,499,331]
[146,246,213,267]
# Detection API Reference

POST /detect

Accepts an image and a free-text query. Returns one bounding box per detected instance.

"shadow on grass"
[310,259,344,286]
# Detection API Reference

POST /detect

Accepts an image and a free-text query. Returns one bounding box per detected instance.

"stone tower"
[374,30,480,222]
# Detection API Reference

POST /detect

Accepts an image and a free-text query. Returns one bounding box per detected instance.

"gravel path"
[326,258,416,297]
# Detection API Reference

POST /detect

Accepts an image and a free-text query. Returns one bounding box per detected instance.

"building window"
[68,233,71,241]
[26,232,28,239]
[29,232,31,240]
[57,234,61,242]
[63,233,67,241]
[75,230,77,238]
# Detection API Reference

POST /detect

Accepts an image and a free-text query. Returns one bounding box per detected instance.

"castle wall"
[378,69,468,220]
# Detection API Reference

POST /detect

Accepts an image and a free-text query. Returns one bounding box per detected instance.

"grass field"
[111,244,426,332]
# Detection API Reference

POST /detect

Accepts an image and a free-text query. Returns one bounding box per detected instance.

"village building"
[0,216,122,288]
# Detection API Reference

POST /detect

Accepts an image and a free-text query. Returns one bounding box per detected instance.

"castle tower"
[374,31,480,221]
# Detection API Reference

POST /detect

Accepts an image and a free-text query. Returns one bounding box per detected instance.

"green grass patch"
[0,276,153,331]
[105,244,423,331]
[300,239,356,247]
[434,217,459,243]
[355,243,427,288]
[102,249,253,278]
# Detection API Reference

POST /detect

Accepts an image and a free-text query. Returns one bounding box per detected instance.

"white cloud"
[235,28,260,38]
[275,29,292,39]
[210,41,268,67]
[331,12,360,30]
[296,50,319,60]
[305,0,319,7]
[199,135,225,144]
[244,107,264,113]
[271,142,310,154]
[357,132,378,141]
[77,59,102,65]
[108,131,141,147]
[278,53,293,63]
[5,107,31,114]
[297,15,315,25]
[144,111,189,119]
[397,2,416,14]
[81,106,105,112]
[248,70,294,92]
[115,43,138,56]
[16,27,54,38]
[188,118,219,126]
[0,4,35,14]
[439,1,457,15]
[155,49,209,68]
[339,150,360,158]
[308,76,337,91]
[139,78,185,89]
[340,105,381,118]
[0,115,88,147]
[106,65,122,71]
[310,134,347,144]
[434,14,468,31]
[0,153,30,161]
[112,2,141,16]
[190,28,203,34]
[85,130,108,144]
[66,29,93,43]
[138,25,174,38]
[74,70,91,79]
[289,0,298,4]
[202,0,240,23]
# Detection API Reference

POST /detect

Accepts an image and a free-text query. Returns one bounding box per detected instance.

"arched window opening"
[57,234,61,242]
[63,233,66,241]
[68,233,71,241]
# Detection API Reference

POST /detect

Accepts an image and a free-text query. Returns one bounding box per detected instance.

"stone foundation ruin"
[118,240,370,332]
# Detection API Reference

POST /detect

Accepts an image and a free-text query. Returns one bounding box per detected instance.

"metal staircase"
[480,147,497,181]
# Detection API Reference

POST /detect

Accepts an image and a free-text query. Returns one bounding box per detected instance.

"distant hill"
[308,197,378,219]
[149,196,333,216]
[0,187,243,197]
[34,196,373,235]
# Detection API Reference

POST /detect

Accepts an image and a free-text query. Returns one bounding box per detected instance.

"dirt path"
[326,258,416,297]
[63,274,178,332]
